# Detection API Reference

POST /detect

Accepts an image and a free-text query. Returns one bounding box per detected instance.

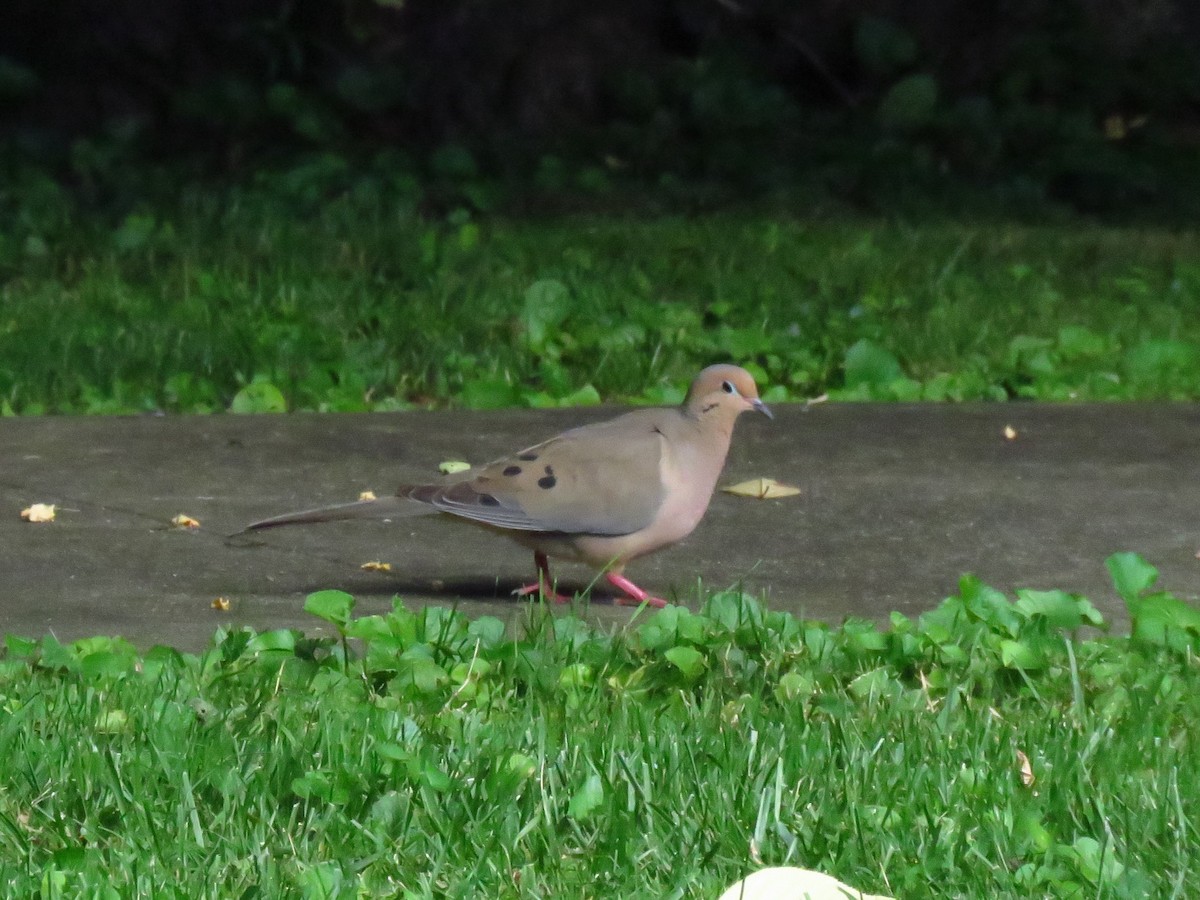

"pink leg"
[606,572,668,608]
[513,552,573,604]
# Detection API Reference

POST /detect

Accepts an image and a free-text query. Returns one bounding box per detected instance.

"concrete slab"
[2,404,1198,651]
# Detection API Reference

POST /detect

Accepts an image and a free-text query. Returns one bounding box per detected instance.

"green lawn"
[1,555,1197,897]
[3,186,1199,415]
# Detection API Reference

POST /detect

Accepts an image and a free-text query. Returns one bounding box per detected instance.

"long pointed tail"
[236,495,429,536]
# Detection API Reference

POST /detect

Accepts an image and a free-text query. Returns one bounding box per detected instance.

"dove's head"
[685,364,773,422]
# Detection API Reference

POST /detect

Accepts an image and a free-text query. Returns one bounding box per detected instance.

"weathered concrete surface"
[2,404,1198,651]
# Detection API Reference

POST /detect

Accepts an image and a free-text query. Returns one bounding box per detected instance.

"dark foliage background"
[2,0,1198,214]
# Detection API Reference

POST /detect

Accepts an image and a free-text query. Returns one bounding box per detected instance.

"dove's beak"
[750,398,773,420]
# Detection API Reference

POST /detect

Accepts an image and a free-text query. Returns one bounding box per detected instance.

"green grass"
[4,182,1200,895]
[1,554,1198,897]
[2,183,1199,414]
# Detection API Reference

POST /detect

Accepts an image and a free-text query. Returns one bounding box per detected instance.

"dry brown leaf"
[361,560,393,572]
[20,503,56,523]
[1016,749,1035,787]
[722,477,802,500]
[211,597,232,612]
[1003,425,1018,440]
[172,513,200,529]
[358,490,377,501]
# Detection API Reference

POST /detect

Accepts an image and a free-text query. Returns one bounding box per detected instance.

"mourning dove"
[243,364,771,607]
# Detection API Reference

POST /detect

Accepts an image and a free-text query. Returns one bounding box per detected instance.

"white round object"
[716,866,893,900]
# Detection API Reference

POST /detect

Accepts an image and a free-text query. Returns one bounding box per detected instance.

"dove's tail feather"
[238,495,431,535]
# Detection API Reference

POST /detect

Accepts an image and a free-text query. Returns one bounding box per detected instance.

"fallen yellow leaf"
[722,478,802,500]
[211,597,232,612]
[172,513,200,529]
[358,490,377,501]
[1016,749,1035,788]
[439,460,471,475]
[1003,425,1018,440]
[361,561,393,572]
[20,503,56,523]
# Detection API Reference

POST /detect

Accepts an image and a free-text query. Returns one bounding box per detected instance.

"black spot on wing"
[502,465,522,476]
[537,475,556,489]
[517,452,538,461]
[478,494,501,507]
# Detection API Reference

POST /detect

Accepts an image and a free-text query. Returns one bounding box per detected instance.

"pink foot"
[512,552,574,604]
[606,572,669,608]
[513,581,574,604]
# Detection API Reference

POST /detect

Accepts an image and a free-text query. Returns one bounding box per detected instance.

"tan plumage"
[244,364,771,606]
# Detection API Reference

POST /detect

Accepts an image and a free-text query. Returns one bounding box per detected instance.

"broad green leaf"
[450,657,491,682]
[38,634,79,673]
[297,862,343,900]
[230,380,287,414]
[94,709,129,733]
[704,590,764,631]
[1015,809,1054,853]
[467,615,507,646]
[78,650,135,680]
[419,759,452,792]
[1124,339,1200,383]
[774,671,816,702]
[246,629,298,653]
[558,384,602,407]
[1105,552,1158,602]
[664,645,707,680]
[567,773,604,821]
[1071,836,1125,886]
[394,654,447,694]
[1057,325,1106,360]
[291,770,332,801]
[1001,639,1045,670]
[559,663,593,689]
[848,667,900,699]
[421,604,467,641]
[844,619,888,653]
[305,589,355,629]
[5,634,38,659]
[344,614,392,642]
[844,339,903,389]
[506,753,536,778]
[1128,592,1200,652]
[1015,589,1104,629]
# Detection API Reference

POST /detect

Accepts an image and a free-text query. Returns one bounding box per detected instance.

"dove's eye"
[721,380,736,394]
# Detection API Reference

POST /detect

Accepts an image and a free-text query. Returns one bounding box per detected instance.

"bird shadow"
[223,529,624,605]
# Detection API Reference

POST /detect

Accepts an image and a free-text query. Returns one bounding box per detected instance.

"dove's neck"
[679,412,738,487]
